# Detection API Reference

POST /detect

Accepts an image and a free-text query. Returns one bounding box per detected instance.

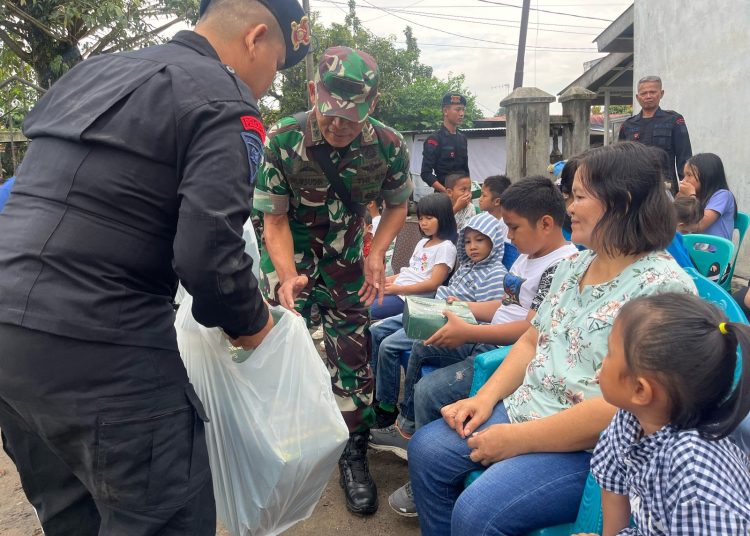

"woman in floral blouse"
[407,142,697,536]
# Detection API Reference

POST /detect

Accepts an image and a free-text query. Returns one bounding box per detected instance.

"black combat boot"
[339,431,378,515]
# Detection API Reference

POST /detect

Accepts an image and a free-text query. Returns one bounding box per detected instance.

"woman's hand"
[441,395,494,439]
[466,424,525,466]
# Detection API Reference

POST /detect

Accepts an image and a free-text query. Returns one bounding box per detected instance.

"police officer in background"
[0,0,309,533]
[420,91,470,193]
[618,75,692,192]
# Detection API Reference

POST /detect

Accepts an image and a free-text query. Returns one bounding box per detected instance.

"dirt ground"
[0,442,420,536]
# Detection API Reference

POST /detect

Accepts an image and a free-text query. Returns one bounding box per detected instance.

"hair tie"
[719,322,729,335]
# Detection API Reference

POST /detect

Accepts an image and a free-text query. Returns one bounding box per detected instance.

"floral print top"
[505,250,696,424]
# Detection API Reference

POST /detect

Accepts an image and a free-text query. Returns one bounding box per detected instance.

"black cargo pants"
[0,324,215,536]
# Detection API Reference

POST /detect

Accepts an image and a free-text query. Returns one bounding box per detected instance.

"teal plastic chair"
[463,347,603,535]
[682,234,734,282]
[720,211,750,292]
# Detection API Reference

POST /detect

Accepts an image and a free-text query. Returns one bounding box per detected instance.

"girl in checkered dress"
[582,293,750,536]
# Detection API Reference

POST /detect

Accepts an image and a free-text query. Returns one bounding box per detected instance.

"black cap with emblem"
[199,0,311,69]
[441,92,466,107]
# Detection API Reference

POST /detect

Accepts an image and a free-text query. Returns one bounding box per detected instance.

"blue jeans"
[371,316,418,407]
[396,341,495,435]
[408,403,592,536]
[370,295,404,320]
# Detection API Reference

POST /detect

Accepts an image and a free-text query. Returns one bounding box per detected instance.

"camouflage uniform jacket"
[253,110,412,308]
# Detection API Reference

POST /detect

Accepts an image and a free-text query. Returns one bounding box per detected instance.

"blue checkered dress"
[591,410,750,535]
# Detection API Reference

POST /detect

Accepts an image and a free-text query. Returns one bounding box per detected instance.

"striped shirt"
[592,410,750,535]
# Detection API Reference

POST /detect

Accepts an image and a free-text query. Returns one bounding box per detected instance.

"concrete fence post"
[500,87,555,181]
[559,86,597,159]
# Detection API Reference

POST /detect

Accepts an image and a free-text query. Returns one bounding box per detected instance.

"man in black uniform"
[0,0,310,534]
[420,91,470,193]
[618,75,692,192]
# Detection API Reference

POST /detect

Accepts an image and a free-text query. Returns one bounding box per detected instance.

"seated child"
[575,293,750,536]
[370,212,508,428]
[369,177,577,501]
[666,196,701,269]
[445,172,476,230]
[676,153,737,240]
[370,193,457,320]
[478,175,511,220]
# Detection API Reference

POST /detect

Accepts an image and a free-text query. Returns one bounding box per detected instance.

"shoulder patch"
[241,115,266,144]
[426,138,439,146]
[241,131,264,186]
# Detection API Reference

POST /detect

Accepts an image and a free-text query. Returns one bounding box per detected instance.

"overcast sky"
[304,0,632,115]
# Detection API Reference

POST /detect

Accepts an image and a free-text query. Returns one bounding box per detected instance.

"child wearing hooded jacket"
[370,212,508,427]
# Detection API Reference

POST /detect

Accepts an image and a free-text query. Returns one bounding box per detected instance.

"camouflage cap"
[442,92,466,107]
[199,0,310,70]
[314,46,379,122]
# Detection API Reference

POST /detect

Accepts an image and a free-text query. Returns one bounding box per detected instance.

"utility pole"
[513,0,531,89]
[303,0,315,107]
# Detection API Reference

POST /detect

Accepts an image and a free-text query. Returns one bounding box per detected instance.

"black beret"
[442,92,466,107]
[199,0,310,70]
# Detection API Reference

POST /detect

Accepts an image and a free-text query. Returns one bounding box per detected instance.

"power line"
[353,0,599,51]
[396,41,601,53]
[477,0,613,21]
[309,0,609,29]
[373,8,598,35]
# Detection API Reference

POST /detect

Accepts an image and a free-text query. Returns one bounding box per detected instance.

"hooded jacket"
[436,212,508,302]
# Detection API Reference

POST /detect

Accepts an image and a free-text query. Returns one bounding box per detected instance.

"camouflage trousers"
[268,279,375,433]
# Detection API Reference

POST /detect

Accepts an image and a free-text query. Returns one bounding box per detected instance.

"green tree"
[591,104,632,115]
[264,9,479,132]
[0,0,199,89]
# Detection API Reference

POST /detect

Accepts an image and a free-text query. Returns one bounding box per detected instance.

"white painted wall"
[404,133,508,199]
[634,0,750,276]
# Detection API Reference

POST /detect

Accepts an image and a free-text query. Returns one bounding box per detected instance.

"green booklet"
[402,296,477,340]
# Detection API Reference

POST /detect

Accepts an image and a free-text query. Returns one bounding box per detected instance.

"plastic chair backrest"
[390,219,423,275]
[685,267,748,324]
[685,266,747,384]
[721,211,750,291]
[681,234,734,281]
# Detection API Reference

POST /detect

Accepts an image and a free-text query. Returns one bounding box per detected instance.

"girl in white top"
[371,193,458,320]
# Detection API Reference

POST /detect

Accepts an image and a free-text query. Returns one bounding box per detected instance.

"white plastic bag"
[175,219,348,536]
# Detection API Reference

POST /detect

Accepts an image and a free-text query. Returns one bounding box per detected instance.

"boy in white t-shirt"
[445,173,476,231]
[370,176,578,516]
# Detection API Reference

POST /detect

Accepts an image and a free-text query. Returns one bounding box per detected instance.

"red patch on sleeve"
[427,138,439,146]
[240,116,266,143]
[675,117,685,125]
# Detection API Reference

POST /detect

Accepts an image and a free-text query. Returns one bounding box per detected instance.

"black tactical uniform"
[618,106,692,191]
[420,125,470,189]
[0,2,309,530]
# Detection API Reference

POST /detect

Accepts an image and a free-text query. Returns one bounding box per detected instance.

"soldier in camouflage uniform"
[253,46,412,515]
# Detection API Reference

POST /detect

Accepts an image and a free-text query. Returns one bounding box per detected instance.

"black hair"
[673,196,701,226]
[416,193,458,243]
[559,158,579,196]
[364,212,373,225]
[577,142,675,256]
[445,172,470,190]
[482,175,512,199]
[617,293,750,439]
[686,153,737,221]
[499,175,566,227]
